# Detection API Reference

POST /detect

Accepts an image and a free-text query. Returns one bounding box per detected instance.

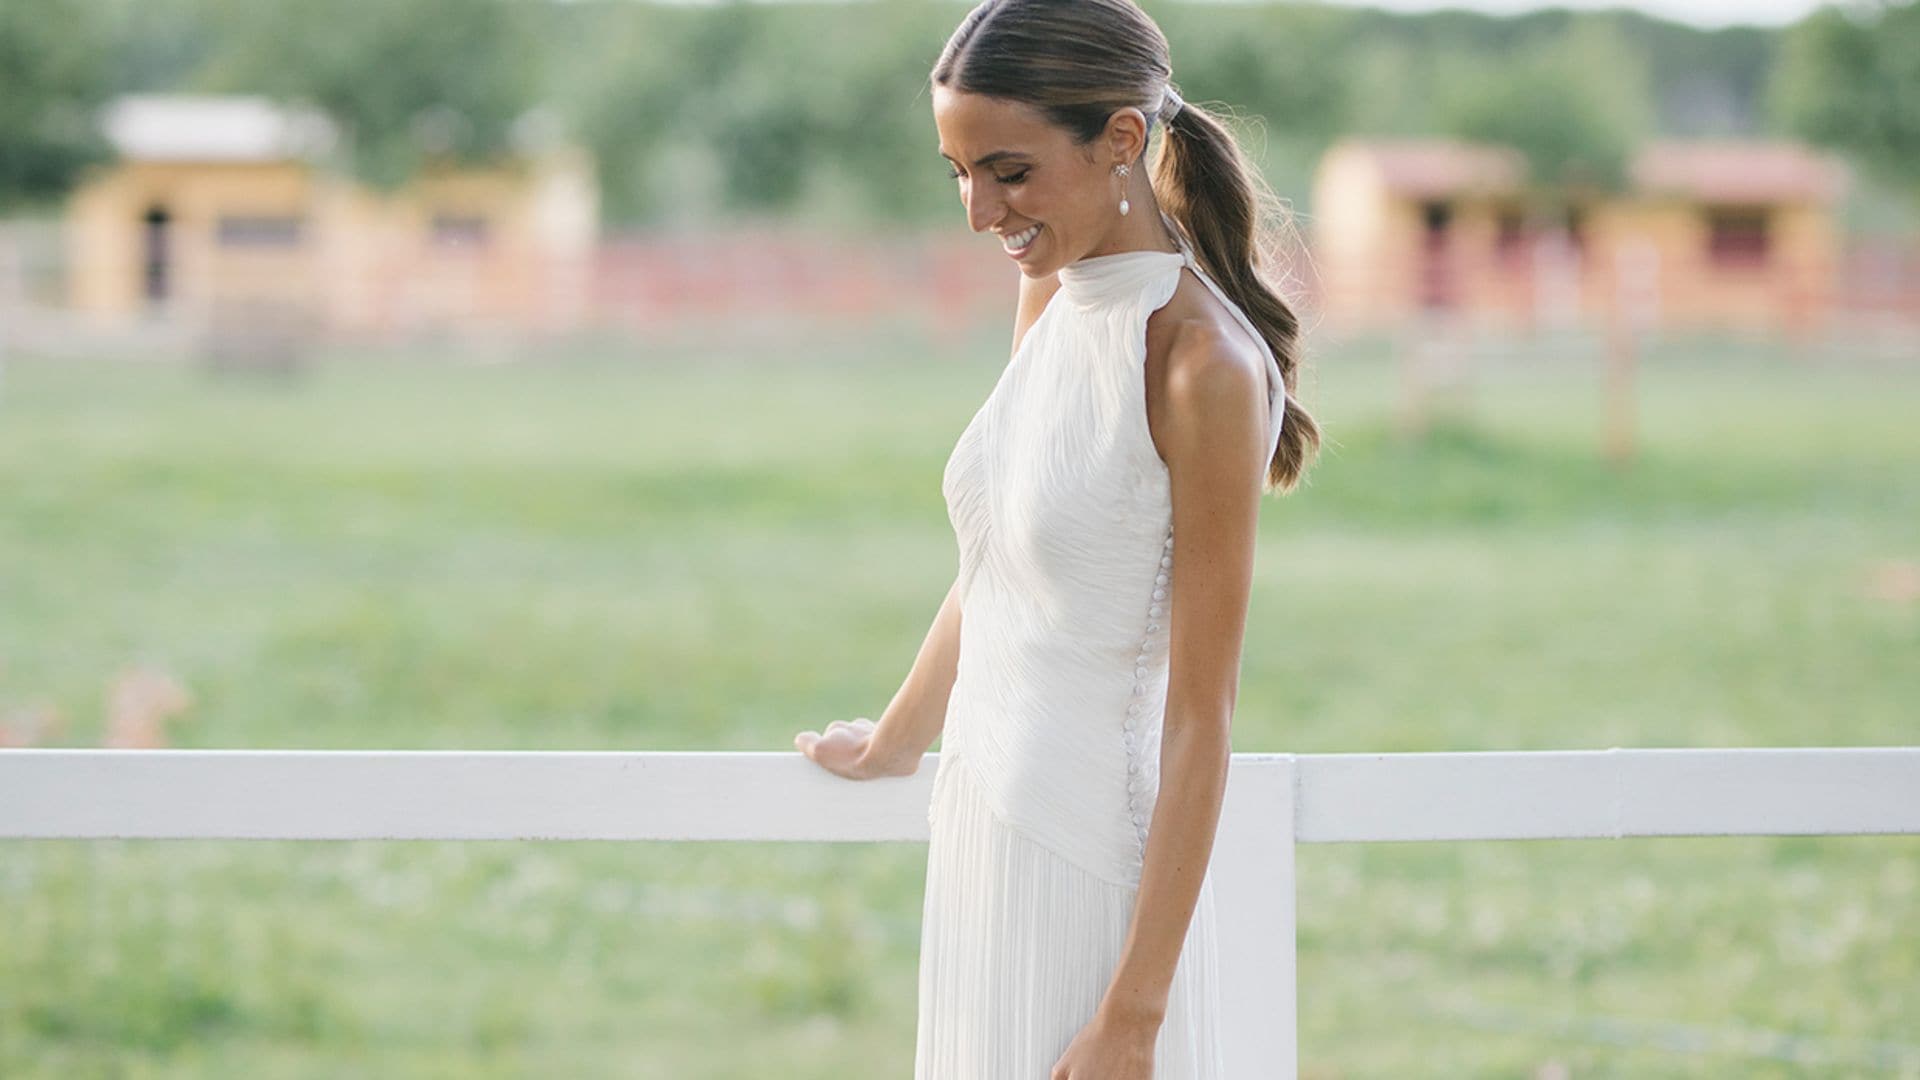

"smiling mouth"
[1002,224,1041,254]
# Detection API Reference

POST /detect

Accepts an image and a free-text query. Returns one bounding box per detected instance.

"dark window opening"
[217,215,304,247]
[142,205,171,304]
[430,213,489,249]
[1564,206,1588,250]
[1419,201,1456,309]
[1706,206,1770,268]
[1495,208,1526,264]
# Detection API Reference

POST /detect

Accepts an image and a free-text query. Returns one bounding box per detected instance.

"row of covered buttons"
[1124,531,1176,839]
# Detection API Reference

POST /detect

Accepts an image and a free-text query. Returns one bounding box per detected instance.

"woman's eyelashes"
[947,167,1030,185]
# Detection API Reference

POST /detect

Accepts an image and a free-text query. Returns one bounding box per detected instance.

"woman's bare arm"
[795,575,963,779]
[859,575,964,776]
[1091,321,1268,1034]
[1012,269,1061,357]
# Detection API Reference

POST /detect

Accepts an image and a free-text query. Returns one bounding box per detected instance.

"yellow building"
[1309,137,1849,339]
[65,94,598,347]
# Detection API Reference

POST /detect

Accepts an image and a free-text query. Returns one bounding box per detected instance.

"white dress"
[915,217,1288,1079]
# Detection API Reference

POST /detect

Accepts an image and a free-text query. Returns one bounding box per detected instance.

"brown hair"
[932,0,1321,494]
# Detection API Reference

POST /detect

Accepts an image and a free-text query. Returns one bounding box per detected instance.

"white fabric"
[914,215,1286,1078]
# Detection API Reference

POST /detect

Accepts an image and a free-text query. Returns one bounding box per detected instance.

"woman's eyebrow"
[938,149,1031,168]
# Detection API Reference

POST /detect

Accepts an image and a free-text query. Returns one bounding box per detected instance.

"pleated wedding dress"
[914,215,1287,1079]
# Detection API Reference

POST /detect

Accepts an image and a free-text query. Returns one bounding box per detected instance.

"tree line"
[2,0,1914,226]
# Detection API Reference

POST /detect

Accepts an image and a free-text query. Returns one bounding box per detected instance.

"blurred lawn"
[1,330,1915,1078]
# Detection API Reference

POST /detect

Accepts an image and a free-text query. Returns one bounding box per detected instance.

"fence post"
[1213,754,1298,1078]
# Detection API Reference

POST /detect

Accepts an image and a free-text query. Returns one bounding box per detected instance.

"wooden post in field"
[1394,316,1429,439]
[1604,238,1659,467]
[1601,314,1636,466]
[1531,226,1584,342]
[1397,311,1474,440]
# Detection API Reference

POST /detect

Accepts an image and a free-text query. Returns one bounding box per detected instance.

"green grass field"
[1,330,1915,1078]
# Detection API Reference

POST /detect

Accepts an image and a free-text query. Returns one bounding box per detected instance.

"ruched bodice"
[915,212,1284,1079]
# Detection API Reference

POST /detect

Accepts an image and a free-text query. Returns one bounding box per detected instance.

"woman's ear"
[1103,107,1150,166]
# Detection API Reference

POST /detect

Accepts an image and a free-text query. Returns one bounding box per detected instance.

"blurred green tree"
[197,0,544,190]
[0,0,1834,231]
[547,5,698,225]
[558,0,961,227]
[0,0,112,211]
[1771,0,1920,202]
[1434,17,1655,198]
[91,0,225,97]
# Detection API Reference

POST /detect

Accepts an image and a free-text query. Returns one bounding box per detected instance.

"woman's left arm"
[1101,321,1271,1033]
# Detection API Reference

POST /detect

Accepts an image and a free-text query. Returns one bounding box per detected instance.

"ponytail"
[1153,96,1321,494]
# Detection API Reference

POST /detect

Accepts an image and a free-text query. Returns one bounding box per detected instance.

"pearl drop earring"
[1114,162,1131,216]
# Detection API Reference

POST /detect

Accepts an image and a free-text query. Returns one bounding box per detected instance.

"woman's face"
[933,86,1139,277]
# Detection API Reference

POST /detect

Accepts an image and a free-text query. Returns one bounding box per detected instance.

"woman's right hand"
[793,718,915,781]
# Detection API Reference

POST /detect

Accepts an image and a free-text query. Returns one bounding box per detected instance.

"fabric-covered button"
[1152,588,1166,600]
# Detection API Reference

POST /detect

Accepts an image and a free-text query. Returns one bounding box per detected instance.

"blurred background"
[1,0,1915,1076]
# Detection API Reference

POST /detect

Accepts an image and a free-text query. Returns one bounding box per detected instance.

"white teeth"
[1003,224,1040,252]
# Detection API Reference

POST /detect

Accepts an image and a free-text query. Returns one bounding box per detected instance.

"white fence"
[4,746,1917,1076]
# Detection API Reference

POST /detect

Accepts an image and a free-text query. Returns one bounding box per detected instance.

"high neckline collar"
[1055,212,1196,306]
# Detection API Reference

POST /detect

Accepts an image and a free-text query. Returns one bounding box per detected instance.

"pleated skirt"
[914,750,1225,1079]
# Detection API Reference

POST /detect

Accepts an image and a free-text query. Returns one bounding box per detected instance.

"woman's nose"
[965,189,1001,234]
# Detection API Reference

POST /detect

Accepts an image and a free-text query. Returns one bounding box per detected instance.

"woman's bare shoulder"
[1142,272,1268,460]
[1145,270,1260,375]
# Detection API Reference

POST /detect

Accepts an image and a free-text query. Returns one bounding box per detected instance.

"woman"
[795,1,1322,1076]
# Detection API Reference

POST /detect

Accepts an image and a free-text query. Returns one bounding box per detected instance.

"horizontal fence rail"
[4,746,1916,1078]
[4,747,1916,843]
[1291,747,1920,842]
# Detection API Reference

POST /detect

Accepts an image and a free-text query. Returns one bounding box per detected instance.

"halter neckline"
[1047,210,1289,453]
[1055,211,1197,306]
